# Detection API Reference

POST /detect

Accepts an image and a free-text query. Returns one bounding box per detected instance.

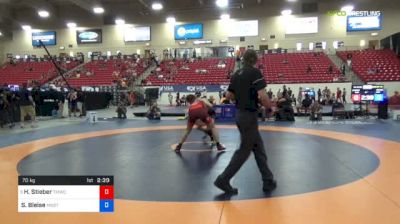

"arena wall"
[155,82,353,105]
[0,2,399,59]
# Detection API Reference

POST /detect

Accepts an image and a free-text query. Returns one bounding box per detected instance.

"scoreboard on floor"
[18,176,114,213]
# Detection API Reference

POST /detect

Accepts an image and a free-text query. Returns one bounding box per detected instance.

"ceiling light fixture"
[220,14,230,20]
[152,2,163,10]
[67,22,77,28]
[371,32,378,36]
[216,0,228,8]
[38,10,50,18]
[0,31,3,36]
[166,16,176,23]
[281,9,292,16]
[93,7,105,14]
[22,25,31,31]
[115,19,125,25]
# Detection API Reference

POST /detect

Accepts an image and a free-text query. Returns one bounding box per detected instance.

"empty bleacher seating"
[337,49,400,82]
[258,52,341,84]
[0,60,80,86]
[66,59,148,87]
[146,58,234,85]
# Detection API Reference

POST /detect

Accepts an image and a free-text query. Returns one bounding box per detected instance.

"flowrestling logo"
[177,27,200,37]
[77,29,102,44]
[327,10,381,17]
[79,32,98,40]
[174,23,203,40]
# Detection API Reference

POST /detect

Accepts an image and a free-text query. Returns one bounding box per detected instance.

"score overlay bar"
[18,176,114,213]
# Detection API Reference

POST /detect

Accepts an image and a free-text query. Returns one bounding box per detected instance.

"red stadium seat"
[337,49,400,82]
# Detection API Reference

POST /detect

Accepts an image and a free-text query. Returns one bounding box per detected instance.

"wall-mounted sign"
[174,23,203,40]
[32,31,57,46]
[124,26,151,42]
[193,40,212,45]
[347,12,382,32]
[77,29,102,44]
[285,17,318,34]
[228,20,258,37]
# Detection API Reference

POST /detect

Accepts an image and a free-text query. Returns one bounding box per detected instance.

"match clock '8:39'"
[97,177,111,184]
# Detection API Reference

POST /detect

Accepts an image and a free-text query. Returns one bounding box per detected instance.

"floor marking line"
[218,201,225,224]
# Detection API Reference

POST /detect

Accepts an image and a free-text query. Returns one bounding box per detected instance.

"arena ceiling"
[0,0,396,37]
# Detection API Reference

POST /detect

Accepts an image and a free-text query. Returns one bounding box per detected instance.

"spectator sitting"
[306,65,312,74]
[275,92,295,121]
[180,64,190,70]
[328,65,333,74]
[310,98,322,121]
[180,95,187,106]
[147,102,161,120]
[116,95,127,119]
[332,100,345,119]
[217,60,226,68]
[298,93,312,115]
[208,95,216,105]
[220,93,231,104]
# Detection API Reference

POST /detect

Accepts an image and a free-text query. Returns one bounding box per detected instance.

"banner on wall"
[285,17,318,34]
[174,23,203,40]
[77,29,102,44]
[158,85,229,93]
[228,20,258,37]
[32,31,57,46]
[347,12,383,32]
[124,26,151,42]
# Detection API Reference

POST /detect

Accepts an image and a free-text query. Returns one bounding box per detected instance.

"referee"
[214,49,276,194]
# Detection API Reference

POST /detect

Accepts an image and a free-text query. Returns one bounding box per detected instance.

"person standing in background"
[176,92,181,106]
[342,88,347,104]
[267,88,273,99]
[17,84,37,128]
[168,92,173,106]
[287,87,292,99]
[129,91,136,108]
[77,90,85,117]
[214,49,276,194]
[317,88,322,103]
[336,88,342,103]
[297,87,303,106]
[67,89,78,117]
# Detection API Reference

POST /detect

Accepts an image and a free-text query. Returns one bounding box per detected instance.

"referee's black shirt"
[228,66,267,112]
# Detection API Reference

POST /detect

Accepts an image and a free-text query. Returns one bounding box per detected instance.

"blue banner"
[174,23,203,40]
[32,31,56,46]
[347,13,382,32]
[158,85,229,93]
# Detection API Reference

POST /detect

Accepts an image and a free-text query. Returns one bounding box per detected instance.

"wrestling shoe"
[175,143,183,152]
[216,143,226,151]
[214,176,238,194]
[263,179,277,192]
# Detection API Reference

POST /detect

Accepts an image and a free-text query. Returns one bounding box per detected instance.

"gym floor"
[1,115,400,224]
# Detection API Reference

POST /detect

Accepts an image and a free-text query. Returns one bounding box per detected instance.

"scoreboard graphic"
[18,176,114,213]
